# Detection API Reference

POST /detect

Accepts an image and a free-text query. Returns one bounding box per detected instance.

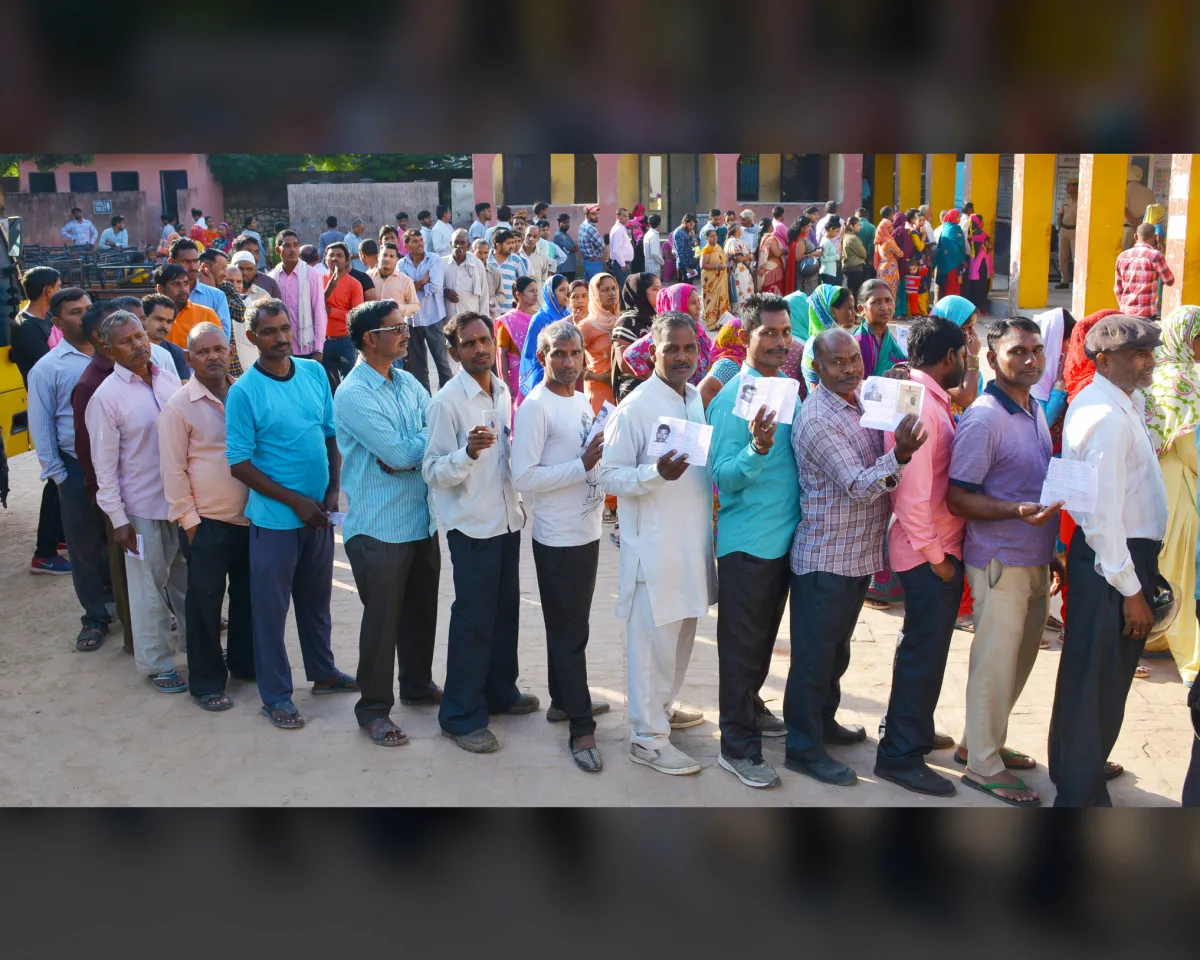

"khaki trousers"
[1058,228,1075,282]
[963,560,1049,778]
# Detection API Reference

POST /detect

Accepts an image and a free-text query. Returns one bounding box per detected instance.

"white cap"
[230,250,256,266]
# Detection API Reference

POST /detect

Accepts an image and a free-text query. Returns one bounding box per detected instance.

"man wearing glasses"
[333,300,442,747]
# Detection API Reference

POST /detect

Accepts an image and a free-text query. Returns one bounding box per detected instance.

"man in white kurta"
[598,313,717,776]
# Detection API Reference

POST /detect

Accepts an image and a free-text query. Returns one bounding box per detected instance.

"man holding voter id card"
[424,311,534,755]
[599,310,717,777]
[706,293,801,789]
[1049,314,1168,807]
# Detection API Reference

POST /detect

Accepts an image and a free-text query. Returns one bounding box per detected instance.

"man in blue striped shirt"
[486,227,529,312]
[334,300,442,746]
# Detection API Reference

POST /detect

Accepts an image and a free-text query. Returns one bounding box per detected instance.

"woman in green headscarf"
[800,284,856,386]
[781,290,810,382]
[931,294,983,413]
[1143,305,1200,684]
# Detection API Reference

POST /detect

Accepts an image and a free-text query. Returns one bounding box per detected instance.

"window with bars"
[737,155,759,201]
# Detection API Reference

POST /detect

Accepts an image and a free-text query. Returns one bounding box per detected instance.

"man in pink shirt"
[874,315,968,797]
[84,310,187,693]
[269,230,328,361]
[771,205,790,246]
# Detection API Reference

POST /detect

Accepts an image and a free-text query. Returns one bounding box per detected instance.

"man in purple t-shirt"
[946,317,1065,807]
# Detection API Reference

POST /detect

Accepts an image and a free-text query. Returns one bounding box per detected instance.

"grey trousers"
[126,516,188,676]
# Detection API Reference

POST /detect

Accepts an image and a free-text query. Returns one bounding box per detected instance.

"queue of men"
[17,252,1199,802]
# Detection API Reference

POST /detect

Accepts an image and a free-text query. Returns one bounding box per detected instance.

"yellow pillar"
[550,155,574,205]
[965,154,999,237]
[872,153,894,220]
[1162,154,1200,314]
[897,154,922,212]
[1071,154,1126,318]
[1008,154,1055,313]
[698,154,717,211]
[926,154,956,219]
[616,154,639,209]
[759,154,781,203]
[492,154,503,205]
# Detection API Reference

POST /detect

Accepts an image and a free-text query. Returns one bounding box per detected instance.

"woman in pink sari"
[495,275,540,417]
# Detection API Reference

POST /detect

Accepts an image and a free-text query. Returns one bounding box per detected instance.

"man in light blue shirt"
[241,215,268,270]
[333,299,442,745]
[317,216,343,256]
[706,292,802,789]
[343,218,367,271]
[225,298,357,728]
[553,213,579,280]
[26,288,115,647]
[485,204,513,244]
[469,202,492,242]
[398,228,452,395]
[98,215,129,250]
[169,236,231,338]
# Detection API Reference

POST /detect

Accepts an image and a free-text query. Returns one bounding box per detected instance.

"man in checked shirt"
[1114,223,1174,319]
[782,328,927,788]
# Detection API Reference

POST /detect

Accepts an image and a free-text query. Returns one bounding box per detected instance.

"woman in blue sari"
[934,209,967,299]
[517,274,572,398]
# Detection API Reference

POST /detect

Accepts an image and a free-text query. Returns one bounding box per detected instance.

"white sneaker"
[668,707,705,729]
[629,742,702,775]
[718,752,781,788]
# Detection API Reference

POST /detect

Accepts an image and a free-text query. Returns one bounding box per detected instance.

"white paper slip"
[1039,458,1098,514]
[859,376,925,431]
[894,325,911,358]
[646,417,713,467]
[326,511,348,527]
[732,374,800,426]
[125,534,145,561]
[584,400,617,448]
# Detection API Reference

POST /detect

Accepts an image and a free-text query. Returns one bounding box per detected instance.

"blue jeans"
[876,558,964,770]
[322,336,356,389]
[583,259,605,281]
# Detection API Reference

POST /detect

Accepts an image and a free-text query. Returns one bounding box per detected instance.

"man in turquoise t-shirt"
[226,297,358,729]
[706,293,803,789]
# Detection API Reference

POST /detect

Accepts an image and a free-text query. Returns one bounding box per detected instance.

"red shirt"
[324,272,364,339]
[1114,242,1173,318]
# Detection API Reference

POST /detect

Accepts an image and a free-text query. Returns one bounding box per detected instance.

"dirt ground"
[0,448,1193,806]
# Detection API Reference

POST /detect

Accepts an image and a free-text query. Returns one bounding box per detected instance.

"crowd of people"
[8,189,1200,807]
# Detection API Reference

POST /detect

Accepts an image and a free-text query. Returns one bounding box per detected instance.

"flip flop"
[954,616,975,634]
[362,717,408,747]
[261,700,306,729]
[1105,761,1124,780]
[1134,664,1151,680]
[953,748,1036,770]
[960,775,1041,807]
[150,670,188,694]
[863,597,892,610]
[196,693,233,712]
[311,671,359,695]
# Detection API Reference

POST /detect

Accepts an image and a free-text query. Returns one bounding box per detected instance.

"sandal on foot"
[261,700,305,729]
[362,717,408,747]
[1040,635,1052,649]
[1105,761,1124,780]
[196,693,233,711]
[150,670,188,694]
[609,531,621,548]
[960,775,1041,807]
[311,671,359,695]
[76,621,107,652]
[952,747,1035,770]
[570,738,603,772]
[863,597,892,610]
[954,616,975,633]
[1134,663,1151,679]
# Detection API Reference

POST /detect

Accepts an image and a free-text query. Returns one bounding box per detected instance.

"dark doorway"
[780,154,821,202]
[861,154,876,215]
[668,154,698,228]
[502,155,551,205]
[160,170,189,221]
[68,172,98,193]
[573,154,597,203]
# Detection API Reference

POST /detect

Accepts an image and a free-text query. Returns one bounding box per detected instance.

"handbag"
[799,255,820,278]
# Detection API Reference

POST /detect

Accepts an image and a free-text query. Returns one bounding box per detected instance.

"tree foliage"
[206,154,470,186]
[0,154,95,176]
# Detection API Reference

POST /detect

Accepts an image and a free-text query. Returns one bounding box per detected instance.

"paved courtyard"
[0,449,1193,806]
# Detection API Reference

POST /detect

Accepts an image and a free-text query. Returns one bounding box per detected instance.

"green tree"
[0,154,95,176]
[205,153,470,186]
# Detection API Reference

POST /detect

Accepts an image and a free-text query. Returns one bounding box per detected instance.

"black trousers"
[783,571,870,760]
[35,479,63,559]
[57,453,113,627]
[103,514,134,653]
[717,552,790,760]
[180,518,254,697]
[406,322,455,395]
[344,533,441,726]
[532,538,600,740]
[1048,532,1161,807]
[877,558,964,770]
[1186,613,1200,807]
[842,265,866,300]
[439,529,521,735]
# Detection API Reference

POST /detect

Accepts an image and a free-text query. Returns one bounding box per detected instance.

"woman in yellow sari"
[1144,305,1200,685]
[699,226,730,330]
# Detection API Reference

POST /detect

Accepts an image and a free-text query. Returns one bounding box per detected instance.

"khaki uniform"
[1124,180,1155,250]
[1058,193,1077,282]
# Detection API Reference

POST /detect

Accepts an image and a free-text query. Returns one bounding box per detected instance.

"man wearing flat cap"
[1055,176,1078,289]
[1049,314,1168,806]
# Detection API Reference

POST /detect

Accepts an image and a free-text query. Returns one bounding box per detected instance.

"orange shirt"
[166,300,222,350]
[324,272,364,339]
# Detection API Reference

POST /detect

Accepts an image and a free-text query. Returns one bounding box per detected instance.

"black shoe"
[784,752,858,786]
[492,692,541,715]
[875,763,956,797]
[400,682,443,706]
[931,731,956,750]
[823,721,867,745]
[1054,282,1069,289]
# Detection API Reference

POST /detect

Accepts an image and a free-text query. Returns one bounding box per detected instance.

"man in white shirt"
[60,207,98,247]
[918,205,938,245]
[520,225,551,285]
[343,218,367,271]
[1050,315,1168,807]
[512,320,609,772]
[642,214,664,278]
[98,216,129,250]
[609,207,635,289]
[422,312,536,754]
[417,210,435,253]
[444,229,489,320]
[430,206,455,257]
[598,311,717,776]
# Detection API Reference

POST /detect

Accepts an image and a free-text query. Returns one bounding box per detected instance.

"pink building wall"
[14,154,223,242]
